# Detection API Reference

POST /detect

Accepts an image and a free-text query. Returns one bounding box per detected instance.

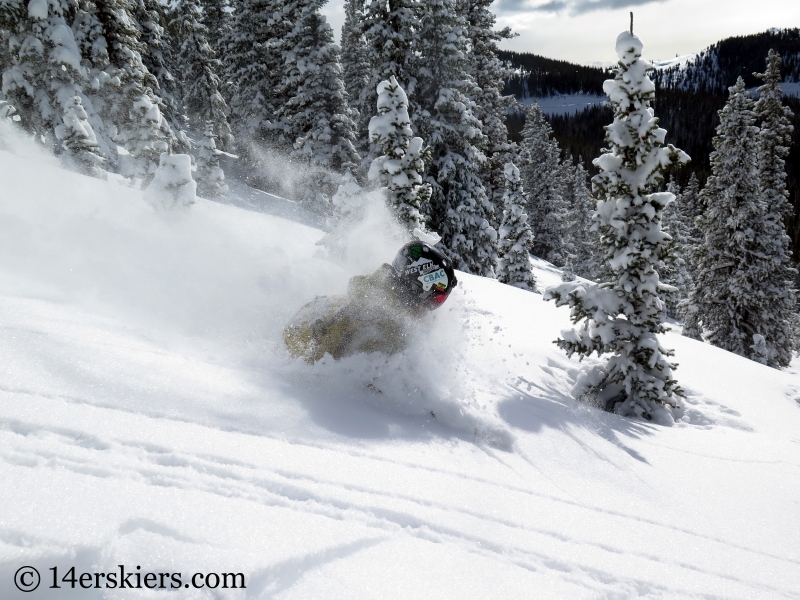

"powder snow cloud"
[495,0,669,16]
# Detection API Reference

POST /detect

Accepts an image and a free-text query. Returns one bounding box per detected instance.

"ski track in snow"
[1,136,799,598]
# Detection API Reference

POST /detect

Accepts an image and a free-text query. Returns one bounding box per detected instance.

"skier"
[284,242,458,362]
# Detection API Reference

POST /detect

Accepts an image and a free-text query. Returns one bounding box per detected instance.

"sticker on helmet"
[404,256,438,277]
[418,268,448,292]
[408,245,423,260]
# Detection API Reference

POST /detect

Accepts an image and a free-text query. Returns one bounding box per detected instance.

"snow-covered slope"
[521,93,606,116]
[1,131,799,599]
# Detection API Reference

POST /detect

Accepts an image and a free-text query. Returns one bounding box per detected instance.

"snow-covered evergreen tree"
[462,0,517,219]
[132,0,187,151]
[562,160,600,281]
[173,0,233,150]
[222,0,291,146]
[544,29,690,424]
[360,0,419,168]
[518,102,568,266]
[660,180,693,318]
[682,172,701,220]
[144,152,196,208]
[688,75,795,367]
[198,0,230,57]
[751,49,796,367]
[72,0,173,175]
[340,0,371,155]
[367,76,430,233]
[56,95,105,175]
[415,0,496,277]
[1,0,104,171]
[279,0,360,207]
[195,120,228,197]
[119,93,170,183]
[497,162,535,290]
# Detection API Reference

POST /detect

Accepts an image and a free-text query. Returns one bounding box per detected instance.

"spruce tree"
[497,162,535,290]
[195,121,229,198]
[544,29,690,424]
[340,0,371,156]
[173,0,233,150]
[279,0,360,205]
[415,0,496,277]
[132,0,187,151]
[660,180,693,318]
[1,0,104,172]
[367,76,430,233]
[685,78,768,358]
[222,0,292,146]
[519,102,568,266]
[462,0,517,219]
[199,0,230,57]
[74,0,172,176]
[751,49,796,367]
[361,0,419,169]
[562,160,600,280]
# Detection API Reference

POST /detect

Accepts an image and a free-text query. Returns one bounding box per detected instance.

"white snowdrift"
[0,128,799,598]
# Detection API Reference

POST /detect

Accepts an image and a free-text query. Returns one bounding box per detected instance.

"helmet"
[391,242,458,309]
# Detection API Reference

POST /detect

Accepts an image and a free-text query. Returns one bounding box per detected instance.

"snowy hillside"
[1,135,800,599]
[520,93,606,116]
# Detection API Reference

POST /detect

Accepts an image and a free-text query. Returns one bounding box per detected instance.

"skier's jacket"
[283,264,423,363]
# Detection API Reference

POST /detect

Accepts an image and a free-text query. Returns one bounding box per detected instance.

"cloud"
[495,0,668,15]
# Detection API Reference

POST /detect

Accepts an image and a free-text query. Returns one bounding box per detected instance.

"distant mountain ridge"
[497,51,609,98]
[653,28,800,95]
[501,28,800,263]
[501,29,800,99]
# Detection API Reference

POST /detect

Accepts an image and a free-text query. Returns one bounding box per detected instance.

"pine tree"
[361,0,419,169]
[660,180,693,318]
[340,0,371,156]
[74,0,172,176]
[279,0,360,209]
[544,29,690,424]
[562,160,600,280]
[367,76,430,233]
[132,0,187,151]
[222,0,292,146]
[1,0,104,172]
[685,78,770,359]
[195,120,229,197]
[198,0,230,57]
[682,172,701,221]
[56,95,105,176]
[751,49,796,367]
[415,0,496,277]
[173,0,233,150]
[519,102,568,265]
[497,162,535,290]
[462,0,517,220]
[119,93,171,183]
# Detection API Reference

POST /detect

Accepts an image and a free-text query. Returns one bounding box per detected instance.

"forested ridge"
[503,29,800,261]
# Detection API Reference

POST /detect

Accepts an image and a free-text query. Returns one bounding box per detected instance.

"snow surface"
[651,54,698,70]
[781,81,800,98]
[1,127,800,598]
[520,94,606,116]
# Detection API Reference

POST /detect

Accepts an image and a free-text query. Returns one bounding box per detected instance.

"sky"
[321,0,800,66]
